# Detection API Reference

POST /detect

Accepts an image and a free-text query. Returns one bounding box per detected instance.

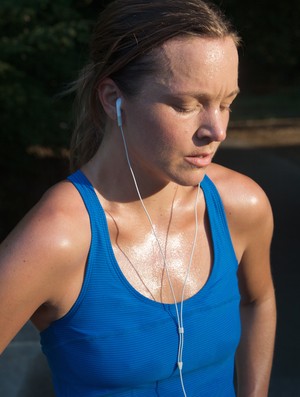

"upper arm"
[0,182,90,353]
[236,183,274,305]
[209,164,275,305]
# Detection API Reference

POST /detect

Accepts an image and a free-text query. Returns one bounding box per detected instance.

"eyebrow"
[224,88,240,98]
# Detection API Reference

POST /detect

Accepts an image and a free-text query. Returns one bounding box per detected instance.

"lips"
[184,152,213,167]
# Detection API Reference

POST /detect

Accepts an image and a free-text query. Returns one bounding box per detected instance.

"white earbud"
[116,98,122,127]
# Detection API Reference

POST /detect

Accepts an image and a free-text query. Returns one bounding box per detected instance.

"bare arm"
[235,190,276,397]
[208,164,276,396]
[0,182,90,353]
[236,295,276,397]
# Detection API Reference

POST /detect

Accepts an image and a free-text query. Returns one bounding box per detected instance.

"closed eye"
[220,104,232,113]
[173,105,197,114]
[171,101,203,115]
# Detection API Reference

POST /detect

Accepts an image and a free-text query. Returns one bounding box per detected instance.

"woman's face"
[120,36,239,187]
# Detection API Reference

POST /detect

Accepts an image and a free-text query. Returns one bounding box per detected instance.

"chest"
[105,205,213,303]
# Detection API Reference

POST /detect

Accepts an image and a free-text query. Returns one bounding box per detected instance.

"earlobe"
[97,78,121,123]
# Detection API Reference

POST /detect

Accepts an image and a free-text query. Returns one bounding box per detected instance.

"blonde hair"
[70,0,240,171]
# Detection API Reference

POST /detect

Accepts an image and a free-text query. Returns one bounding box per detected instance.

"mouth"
[184,152,214,168]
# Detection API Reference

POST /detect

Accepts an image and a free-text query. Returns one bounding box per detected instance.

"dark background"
[0,0,300,395]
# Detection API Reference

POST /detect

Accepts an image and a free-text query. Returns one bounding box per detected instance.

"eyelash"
[221,105,232,113]
[175,107,196,114]
[174,104,233,114]
[172,104,199,114]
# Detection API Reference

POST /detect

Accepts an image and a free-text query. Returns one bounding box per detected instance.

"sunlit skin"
[0,36,276,397]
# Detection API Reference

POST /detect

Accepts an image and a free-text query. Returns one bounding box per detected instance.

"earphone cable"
[119,122,199,397]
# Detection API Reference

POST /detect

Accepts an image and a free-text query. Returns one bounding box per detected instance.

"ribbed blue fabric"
[40,170,241,397]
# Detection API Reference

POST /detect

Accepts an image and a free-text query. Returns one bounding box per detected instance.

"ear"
[97,78,122,123]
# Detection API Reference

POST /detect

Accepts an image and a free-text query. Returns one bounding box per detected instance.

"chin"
[169,168,207,187]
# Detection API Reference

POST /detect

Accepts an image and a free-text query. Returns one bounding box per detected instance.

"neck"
[82,133,197,211]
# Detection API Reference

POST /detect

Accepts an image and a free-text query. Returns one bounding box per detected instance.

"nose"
[196,108,227,143]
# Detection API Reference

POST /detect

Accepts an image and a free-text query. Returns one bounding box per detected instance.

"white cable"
[119,123,199,397]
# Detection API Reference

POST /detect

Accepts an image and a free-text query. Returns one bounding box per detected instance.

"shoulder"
[0,179,91,301]
[206,162,272,220]
[205,163,273,260]
[15,179,90,251]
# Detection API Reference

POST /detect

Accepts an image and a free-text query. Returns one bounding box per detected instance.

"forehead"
[152,36,239,94]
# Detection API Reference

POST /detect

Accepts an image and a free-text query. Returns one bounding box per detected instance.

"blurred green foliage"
[0,0,102,153]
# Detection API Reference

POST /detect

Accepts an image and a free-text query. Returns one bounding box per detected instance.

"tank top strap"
[67,170,107,230]
[200,174,236,259]
[67,169,114,275]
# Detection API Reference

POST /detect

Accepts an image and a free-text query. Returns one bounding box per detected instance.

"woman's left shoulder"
[205,163,273,263]
[205,163,273,227]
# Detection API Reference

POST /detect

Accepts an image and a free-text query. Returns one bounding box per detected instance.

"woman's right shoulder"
[35,178,87,225]
[0,178,91,282]
[15,179,90,255]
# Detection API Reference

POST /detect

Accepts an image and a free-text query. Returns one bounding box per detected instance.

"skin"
[0,36,276,396]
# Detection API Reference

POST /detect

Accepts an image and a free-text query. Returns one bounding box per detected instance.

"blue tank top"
[40,170,241,397]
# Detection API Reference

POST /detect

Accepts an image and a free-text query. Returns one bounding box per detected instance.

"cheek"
[126,104,190,157]
[149,119,184,154]
[133,110,172,146]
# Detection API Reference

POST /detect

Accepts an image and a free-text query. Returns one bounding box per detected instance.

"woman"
[0,0,276,396]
